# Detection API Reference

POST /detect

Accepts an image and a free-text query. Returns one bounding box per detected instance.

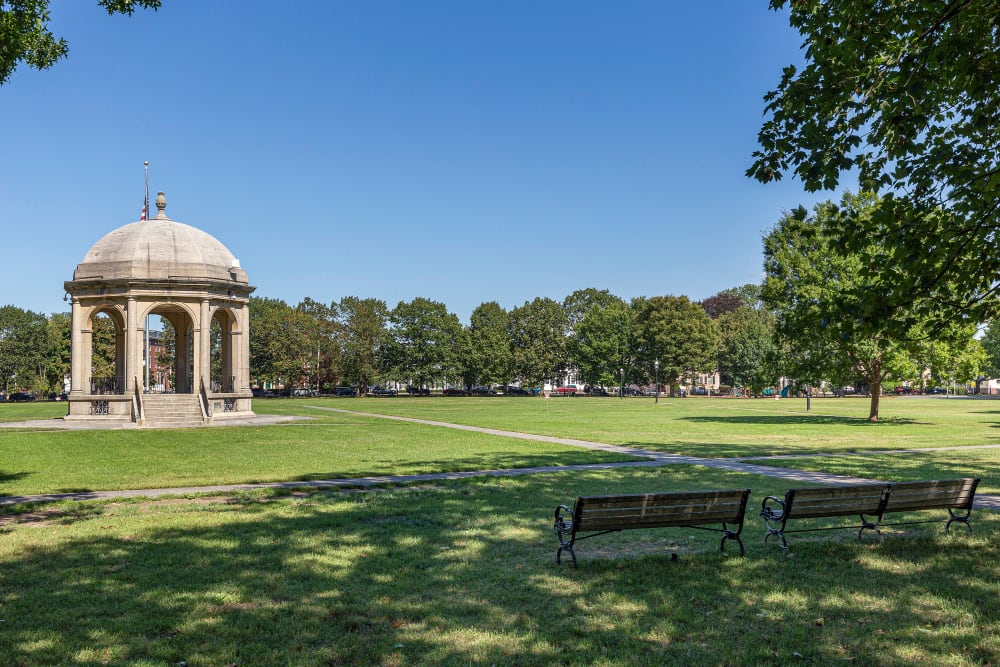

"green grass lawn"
[0,408,637,497]
[0,400,67,422]
[2,467,997,666]
[297,394,1000,457]
[4,396,1000,497]
[3,397,1000,664]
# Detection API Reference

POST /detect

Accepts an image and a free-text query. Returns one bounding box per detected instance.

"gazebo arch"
[82,304,126,395]
[64,192,255,426]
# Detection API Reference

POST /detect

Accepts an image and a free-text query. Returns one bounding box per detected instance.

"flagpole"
[144,160,150,391]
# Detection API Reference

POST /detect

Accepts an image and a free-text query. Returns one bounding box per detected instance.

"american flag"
[140,203,147,221]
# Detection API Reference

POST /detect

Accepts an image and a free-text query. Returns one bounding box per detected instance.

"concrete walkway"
[2,405,997,511]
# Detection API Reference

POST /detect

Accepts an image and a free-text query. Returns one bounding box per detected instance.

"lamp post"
[654,359,660,403]
[619,367,624,401]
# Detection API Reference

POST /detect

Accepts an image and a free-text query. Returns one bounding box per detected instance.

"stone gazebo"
[64,192,255,426]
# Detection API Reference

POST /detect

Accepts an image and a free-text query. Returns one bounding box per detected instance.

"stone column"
[172,315,190,393]
[219,310,233,391]
[198,298,211,392]
[80,307,95,395]
[70,298,84,395]
[125,297,138,394]
[239,303,250,391]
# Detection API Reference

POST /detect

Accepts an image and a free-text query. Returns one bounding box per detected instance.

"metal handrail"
[210,376,236,393]
[198,378,211,419]
[90,376,124,395]
[132,377,144,423]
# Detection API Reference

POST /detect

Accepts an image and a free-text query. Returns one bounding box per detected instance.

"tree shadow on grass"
[0,470,30,484]
[680,414,918,426]
[288,452,646,482]
[737,454,998,492]
[0,468,997,665]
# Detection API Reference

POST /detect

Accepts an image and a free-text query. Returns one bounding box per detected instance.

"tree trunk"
[868,379,881,422]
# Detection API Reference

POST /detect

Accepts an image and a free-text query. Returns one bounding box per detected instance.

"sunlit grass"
[0,408,637,496]
[1,468,996,666]
[2,396,999,665]
[295,395,1000,457]
[0,400,66,422]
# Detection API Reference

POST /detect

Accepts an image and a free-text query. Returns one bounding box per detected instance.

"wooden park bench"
[553,488,751,567]
[760,478,980,549]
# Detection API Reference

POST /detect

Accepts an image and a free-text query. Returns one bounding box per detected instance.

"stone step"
[141,394,204,423]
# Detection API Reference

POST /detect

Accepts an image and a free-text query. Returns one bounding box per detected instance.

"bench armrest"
[554,504,574,535]
[760,495,786,521]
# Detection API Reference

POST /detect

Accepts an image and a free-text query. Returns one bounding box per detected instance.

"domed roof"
[72,194,247,284]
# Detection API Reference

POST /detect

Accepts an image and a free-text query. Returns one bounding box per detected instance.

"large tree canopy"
[0,304,49,393]
[750,0,1000,325]
[634,295,718,389]
[509,297,569,388]
[461,301,513,388]
[716,306,778,395]
[0,1,161,86]
[762,192,976,420]
[337,296,389,391]
[569,297,636,391]
[387,298,463,389]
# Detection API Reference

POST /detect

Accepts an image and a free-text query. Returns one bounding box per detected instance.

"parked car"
[442,387,467,396]
[501,386,531,396]
[7,392,35,402]
[894,385,919,395]
[588,387,610,397]
[555,384,580,395]
[370,386,397,396]
[470,386,496,396]
[692,387,708,396]
[334,386,357,397]
[924,386,947,395]
[406,385,431,396]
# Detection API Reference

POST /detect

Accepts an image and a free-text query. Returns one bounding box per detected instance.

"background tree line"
[3,217,987,419]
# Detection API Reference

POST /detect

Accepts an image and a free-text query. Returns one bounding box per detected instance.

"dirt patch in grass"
[0,508,68,527]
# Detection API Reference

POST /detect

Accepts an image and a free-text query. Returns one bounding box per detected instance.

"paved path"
[2,405,997,511]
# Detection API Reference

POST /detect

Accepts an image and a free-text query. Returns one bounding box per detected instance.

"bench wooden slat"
[784,484,887,518]
[762,478,980,549]
[579,497,747,512]
[555,488,750,566]
[577,490,748,507]
[580,503,746,518]
[579,509,747,531]
[787,484,887,499]
[883,478,978,512]
[786,497,885,518]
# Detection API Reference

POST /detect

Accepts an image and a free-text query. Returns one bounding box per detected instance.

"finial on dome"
[155,191,168,219]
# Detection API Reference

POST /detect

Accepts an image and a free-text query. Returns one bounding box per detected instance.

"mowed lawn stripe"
[0,409,638,497]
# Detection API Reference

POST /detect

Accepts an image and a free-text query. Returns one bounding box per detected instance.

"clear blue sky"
[0,1,848,323]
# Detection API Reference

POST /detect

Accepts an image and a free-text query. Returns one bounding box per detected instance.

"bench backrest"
[573,489,750,532]
[884,478,980,513]
[784,483,888,519]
